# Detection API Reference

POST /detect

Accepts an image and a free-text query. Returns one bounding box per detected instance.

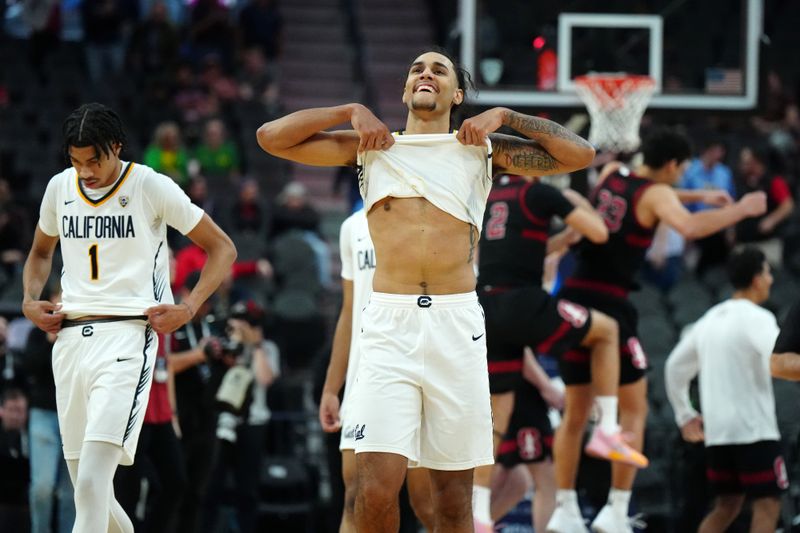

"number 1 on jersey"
[88,244,99,280]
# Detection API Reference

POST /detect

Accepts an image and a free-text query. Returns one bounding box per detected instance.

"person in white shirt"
[319,208,434,532]
[258,48,595,532]
[22,103,236,533]
[665,247,787,533]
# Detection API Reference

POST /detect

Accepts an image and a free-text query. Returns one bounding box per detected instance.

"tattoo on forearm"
[507,112,592,149]
[490,136,559,172]
[467,226,477,264]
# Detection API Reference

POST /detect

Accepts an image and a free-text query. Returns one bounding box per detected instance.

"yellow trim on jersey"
[76,162,135,207]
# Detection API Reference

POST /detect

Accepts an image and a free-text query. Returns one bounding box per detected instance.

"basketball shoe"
[546,504,588,533]
[584,427,649,468]
[590,505,648,533]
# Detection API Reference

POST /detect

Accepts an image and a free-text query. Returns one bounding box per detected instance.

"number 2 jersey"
[570,166,656,292]
[38,162,204,318]
[478,175,575,288]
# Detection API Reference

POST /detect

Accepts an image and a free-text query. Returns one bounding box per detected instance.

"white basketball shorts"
[348,292,494,470]
[53,319,157,466]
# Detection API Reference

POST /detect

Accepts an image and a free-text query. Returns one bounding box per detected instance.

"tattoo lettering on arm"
[490,135,559,173]
[467,225,478,264]
[506,112,593,149]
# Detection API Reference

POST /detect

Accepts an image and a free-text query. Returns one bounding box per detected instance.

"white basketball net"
[575,74,655,153]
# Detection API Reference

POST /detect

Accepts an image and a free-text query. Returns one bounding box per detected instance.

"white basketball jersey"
[338,209,375,415]
[357,133,493,229]
[38,162,204,318]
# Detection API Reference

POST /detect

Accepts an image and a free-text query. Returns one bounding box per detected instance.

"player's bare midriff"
[368,196,478,295]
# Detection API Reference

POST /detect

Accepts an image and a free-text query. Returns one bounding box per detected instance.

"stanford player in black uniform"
[472,174,648,530]
[549,127,768,533]
[771,301,800,380]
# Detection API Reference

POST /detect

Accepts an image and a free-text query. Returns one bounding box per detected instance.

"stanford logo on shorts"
[517,428,542,461]
[627,338,648,370]
[557,300,588,328]
[775,457,789,490]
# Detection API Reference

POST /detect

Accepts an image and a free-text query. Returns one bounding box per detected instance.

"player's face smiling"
[69,145,122,189]
[402,52,463,115]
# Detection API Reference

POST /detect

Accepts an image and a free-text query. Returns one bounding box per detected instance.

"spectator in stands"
[173,63,219,139]
[681,138,736,274]
[187,0,234,67]
[128,1,180,98]
[0,178,32,278]
[22,0,60,83]
[0,316,25,392]
[230,178,267,236]
[642,223,685,291]
[238,0,282,60]
[192,118,241,182]
[23,285,75,533]
[201,54,240,109]
[270,181,330,287]
[736,145,795,266]
[204,300,279,533]
[187,176,218,218]
[270,181,321,238]
[144,121,190,187]
[665,247,785,533]
[173,241,271,290]
[80,0,131,82]
[139,0,185,25]
[0,387,30,532]
[238,47,280,115]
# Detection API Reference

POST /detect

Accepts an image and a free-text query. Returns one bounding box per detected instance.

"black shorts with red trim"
[557,280,648,386]
[478,285,592,394]
[706,440,789,498]
[497,380,554,467]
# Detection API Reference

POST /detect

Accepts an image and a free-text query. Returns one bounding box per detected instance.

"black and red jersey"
[478,175,574,287]
[568,167,656,295]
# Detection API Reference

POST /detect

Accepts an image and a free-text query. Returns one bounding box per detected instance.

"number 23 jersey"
[572,166,656,290]
[38,162,204,318]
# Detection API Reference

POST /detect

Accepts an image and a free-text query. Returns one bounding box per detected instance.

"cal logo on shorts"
[354,424,366,441]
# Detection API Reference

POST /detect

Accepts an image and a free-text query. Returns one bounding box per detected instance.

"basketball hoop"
[574,74,656,153]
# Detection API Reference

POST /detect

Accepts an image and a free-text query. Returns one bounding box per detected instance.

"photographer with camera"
[204,299,279,533]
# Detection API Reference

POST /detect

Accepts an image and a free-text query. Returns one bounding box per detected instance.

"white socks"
[556,489,581,515]
[607,488,631,515]
[595,396,619,433]
[472,485,492,523]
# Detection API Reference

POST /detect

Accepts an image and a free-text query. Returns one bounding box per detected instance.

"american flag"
[705,68,743,94]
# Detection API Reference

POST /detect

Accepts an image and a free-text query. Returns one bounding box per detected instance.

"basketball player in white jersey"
[319,208,434,532]
[22,103,236,533]
[257,49,595,532]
